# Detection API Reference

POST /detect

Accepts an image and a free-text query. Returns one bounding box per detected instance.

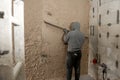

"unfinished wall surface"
[88,0,99,79]
[89,0,120,80]
[25,0,43,80]
[25,0,89,80]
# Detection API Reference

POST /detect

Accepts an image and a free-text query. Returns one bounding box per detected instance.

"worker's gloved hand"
[63,28,69,34]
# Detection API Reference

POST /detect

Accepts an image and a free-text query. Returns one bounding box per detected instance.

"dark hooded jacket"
[64,22,85,52]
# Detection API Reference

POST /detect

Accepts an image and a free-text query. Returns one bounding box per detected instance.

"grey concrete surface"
[0,65,13,80]
[46,75,94,80]
[80,75,94,80]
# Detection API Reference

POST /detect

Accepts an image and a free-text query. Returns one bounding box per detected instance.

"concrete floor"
[80,75,94,80]
[46,75,94,80]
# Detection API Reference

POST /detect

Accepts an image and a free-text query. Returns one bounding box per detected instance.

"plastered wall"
[0,0,13,66]
[0,0,24,66]
[25,0,89,80]
[0,0,25,80]
[43,0,89,35]
[43,0,89,78]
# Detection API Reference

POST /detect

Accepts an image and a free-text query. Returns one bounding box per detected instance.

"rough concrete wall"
[25,0,89,80]
[25,0,43,80]
[89,0,120,80]
[97,0,120,80]
[42,23,67,79]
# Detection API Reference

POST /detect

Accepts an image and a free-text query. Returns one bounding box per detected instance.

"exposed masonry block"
[101,12,117,26]
[99,0,120,15]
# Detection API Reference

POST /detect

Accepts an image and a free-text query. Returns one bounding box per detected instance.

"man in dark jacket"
[63,22,85,80]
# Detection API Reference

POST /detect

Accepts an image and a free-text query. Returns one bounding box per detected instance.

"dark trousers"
[66,50,82,80]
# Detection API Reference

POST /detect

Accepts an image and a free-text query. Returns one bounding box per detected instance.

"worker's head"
[70,22,80,31]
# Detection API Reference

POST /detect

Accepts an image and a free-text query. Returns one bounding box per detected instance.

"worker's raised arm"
[63,28,69,44]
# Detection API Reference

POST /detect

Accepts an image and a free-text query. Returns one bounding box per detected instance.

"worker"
[63,22,85,80]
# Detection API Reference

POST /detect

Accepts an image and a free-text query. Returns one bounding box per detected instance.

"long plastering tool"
[44,20,68,31]
[44,20,88,38]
